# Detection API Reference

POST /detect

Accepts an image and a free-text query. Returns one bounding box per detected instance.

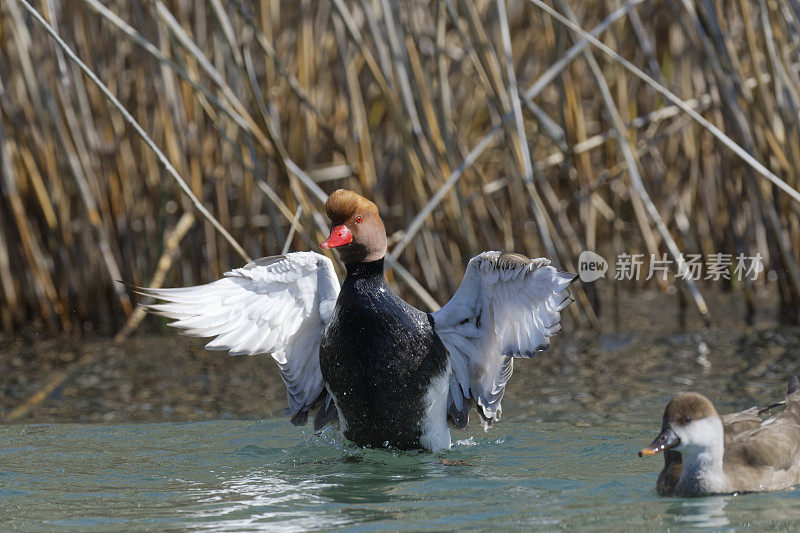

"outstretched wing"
[431,251,574,427]
[138,251,340,427]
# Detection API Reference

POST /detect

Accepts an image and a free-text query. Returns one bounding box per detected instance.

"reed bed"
[1,0,800,336]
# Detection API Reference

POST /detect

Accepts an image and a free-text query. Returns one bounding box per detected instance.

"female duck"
[640,377,800,496]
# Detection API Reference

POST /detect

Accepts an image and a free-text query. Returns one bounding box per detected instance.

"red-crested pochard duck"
[140,189,574,451]
[655,398,788,496]
[641,376,800,496]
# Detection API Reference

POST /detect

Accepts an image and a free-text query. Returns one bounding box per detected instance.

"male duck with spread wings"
[140,189,575,451]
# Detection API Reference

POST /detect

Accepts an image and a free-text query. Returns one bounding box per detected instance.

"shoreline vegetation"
[3,286,799,423]
[2,0,800,340]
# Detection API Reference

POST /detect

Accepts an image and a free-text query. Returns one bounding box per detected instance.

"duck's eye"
[684,416,692,423]
[355,215,362,223]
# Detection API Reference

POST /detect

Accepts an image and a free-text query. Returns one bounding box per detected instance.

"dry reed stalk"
[331,14,377,189]
[15,0,251,270]
[530,0,800,206]
[3,0,800,334]
[3,348,98,422]
[114,212,196,343]
[390,1,647,263]
[497,0,559,263]
[534,0,800,311]
[555,1,710,320]
[0,112,21,331]
[379,0,439,178]
[5,211,196,422]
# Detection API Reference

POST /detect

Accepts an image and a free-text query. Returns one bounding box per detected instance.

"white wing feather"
[139,251,340,419]
[431,251,574,425]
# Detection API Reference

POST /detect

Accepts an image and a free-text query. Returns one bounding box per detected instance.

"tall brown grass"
[1,0,799,336]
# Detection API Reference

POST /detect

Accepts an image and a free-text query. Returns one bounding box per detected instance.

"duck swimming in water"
[655,396,788,496]
[140,189,575,451]
[641,376,800,496]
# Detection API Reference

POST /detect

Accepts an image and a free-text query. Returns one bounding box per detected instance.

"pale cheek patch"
[676,417,723,452]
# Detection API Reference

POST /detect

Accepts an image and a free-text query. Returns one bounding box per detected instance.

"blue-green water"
[2,417,799,531]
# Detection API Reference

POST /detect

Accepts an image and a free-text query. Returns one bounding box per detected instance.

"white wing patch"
[431,251,574,426]
[138,251,340,424]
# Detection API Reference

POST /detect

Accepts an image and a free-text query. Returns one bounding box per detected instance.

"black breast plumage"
[319,259,449,449]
